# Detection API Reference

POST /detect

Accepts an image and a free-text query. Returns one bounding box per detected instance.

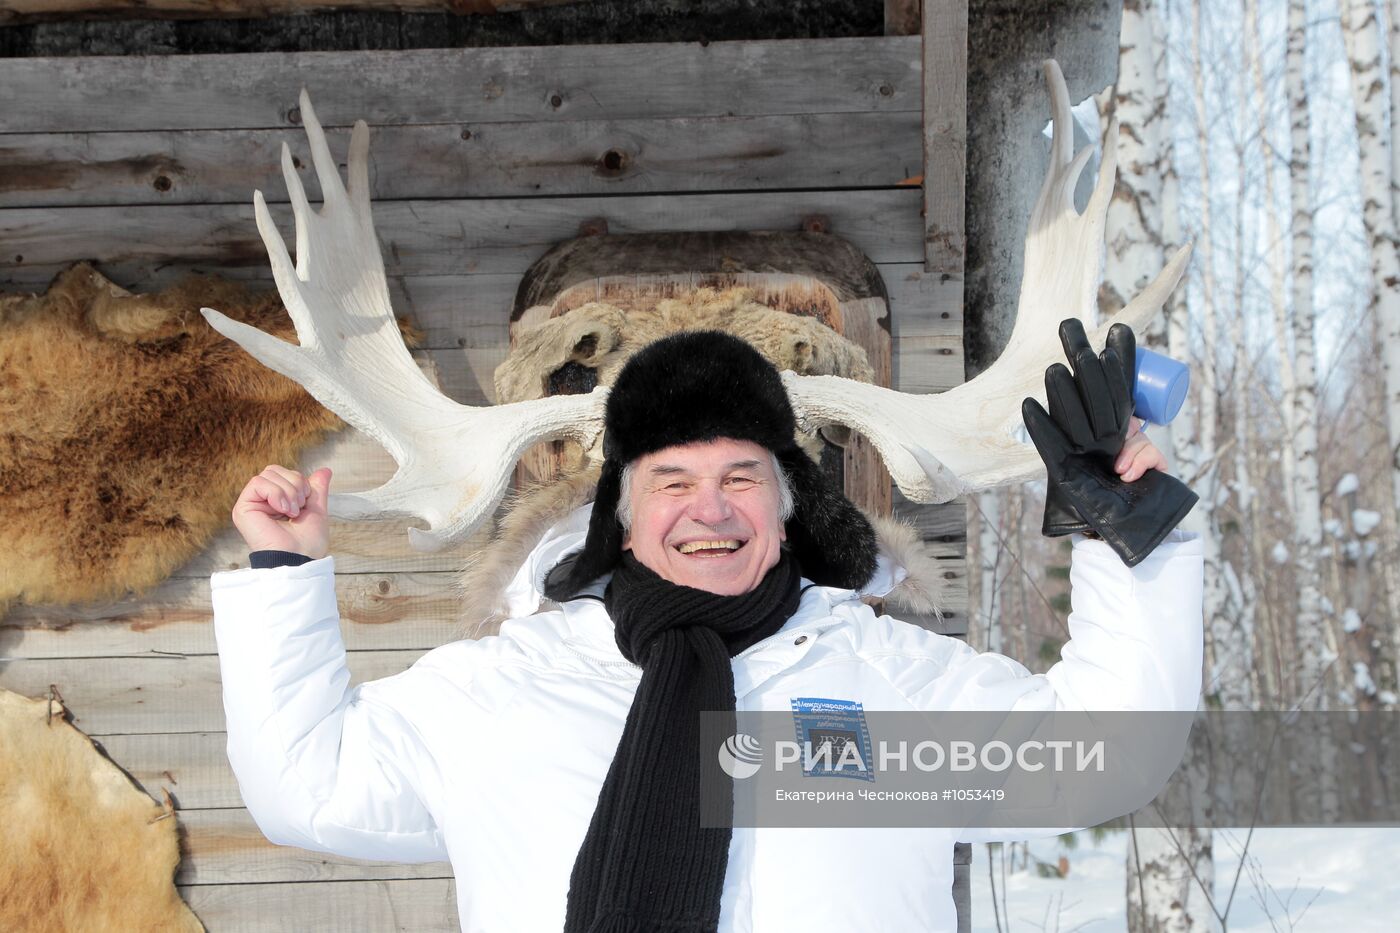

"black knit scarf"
[563,550,802,933]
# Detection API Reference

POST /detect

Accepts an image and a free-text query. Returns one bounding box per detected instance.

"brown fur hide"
[0,264,415,617]
[495,287,875,403]
[0,688,202,932]
[458,288,944,631]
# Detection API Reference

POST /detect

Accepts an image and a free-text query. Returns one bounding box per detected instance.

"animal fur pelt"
[0,687,203,932]
[0,263,417,618]
[496,286,875,403]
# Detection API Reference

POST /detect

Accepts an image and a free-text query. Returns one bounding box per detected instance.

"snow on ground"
[971,828,1400,931]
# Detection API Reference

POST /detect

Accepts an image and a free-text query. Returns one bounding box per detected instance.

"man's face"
[621,438,786,596]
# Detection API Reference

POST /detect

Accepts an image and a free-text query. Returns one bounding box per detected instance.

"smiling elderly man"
[211,329,1203,932]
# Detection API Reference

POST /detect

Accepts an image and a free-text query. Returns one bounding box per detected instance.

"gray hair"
[616,451,796,532]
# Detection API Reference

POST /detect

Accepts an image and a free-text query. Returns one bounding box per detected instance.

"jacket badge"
[789,697,875,782]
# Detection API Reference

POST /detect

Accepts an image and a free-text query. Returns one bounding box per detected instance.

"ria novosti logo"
[717,733,764,779]
[717,733,1109,778]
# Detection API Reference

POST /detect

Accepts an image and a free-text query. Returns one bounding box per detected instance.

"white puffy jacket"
[210,517,1203,933]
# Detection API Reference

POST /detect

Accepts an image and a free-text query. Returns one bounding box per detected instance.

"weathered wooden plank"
[894,333,963,393]
[922,1,968,276]
[2,0,587,25]
[178,515,488,579]
[892,493,967,546]
[0,111,922,208]
[8,561,997,732]
[0,651,426,735]
[0,262,954,351]
[388,274,515,350]
[0,571,471,660]
[0,37,921,134]
[884,260,964,393]
[176,808,452,886]
[882,263,963,332]
[98,731,243,810]
[179,879,458,932]
[2,549,968,663]
[0,188,924,284]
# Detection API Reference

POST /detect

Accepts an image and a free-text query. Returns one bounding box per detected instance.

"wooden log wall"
[0,34,967,929]
[0,0,590,26]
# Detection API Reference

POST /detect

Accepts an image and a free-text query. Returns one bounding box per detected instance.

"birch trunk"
[1103,0,1171,349]
[1187,0,1248,710]
[1229,31,1263,706]
[1341,0,1400,636]
[1287,0,1332,711]
[1114,6,1219,928]
[1391,0,1400,235]
[1126,828,1218,933]
[1247,0,1299,513]
[974,491,1004,655]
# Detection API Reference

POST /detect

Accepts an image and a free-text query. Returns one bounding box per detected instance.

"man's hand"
[1040,319,1138,537]
[231,465,332,559]
[1024,319,1198,567]
[1116,419,1167,483]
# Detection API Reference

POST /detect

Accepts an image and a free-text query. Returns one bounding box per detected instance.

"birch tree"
[1247,0,1298,511]
[1391,0,1400,235]
[972,491,1005,655]
[1102,0,1171,350]
[1286,0,1331,708]
[1115,6,1217,931]
[1185,0,1249,709]
[1340,0,1400,638]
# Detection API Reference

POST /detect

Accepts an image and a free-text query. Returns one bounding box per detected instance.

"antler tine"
[784,58,1186,504]
[202,93,606,550]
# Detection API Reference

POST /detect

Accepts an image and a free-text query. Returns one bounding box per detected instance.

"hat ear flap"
[778,448,878,590]
[543,458,626,602]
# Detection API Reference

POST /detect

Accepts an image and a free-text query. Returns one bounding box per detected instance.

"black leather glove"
[1039,320,1138,537]
[1023,319,1199,567]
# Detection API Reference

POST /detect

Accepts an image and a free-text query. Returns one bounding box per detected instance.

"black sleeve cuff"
[249,550,316,569]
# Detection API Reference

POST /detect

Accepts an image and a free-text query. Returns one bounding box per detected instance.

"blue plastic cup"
[1134,346,1190,425]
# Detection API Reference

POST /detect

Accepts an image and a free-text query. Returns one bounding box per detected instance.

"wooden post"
[922,0,967,283]
[922,6,972,931]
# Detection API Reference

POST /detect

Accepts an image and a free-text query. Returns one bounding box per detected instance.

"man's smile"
[675,539,747,557]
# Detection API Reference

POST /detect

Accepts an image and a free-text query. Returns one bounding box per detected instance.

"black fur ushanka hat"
[542,330,878,599]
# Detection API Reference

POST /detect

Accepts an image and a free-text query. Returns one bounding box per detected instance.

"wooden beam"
[0,111,922,209]
[177,809,451,885]
[0,652,426,735]
[921,0,967,278]
[0,188,924,283]
[0,0,590,25]
[180,879,459,930]
[0,570,470,659]
[0,37,920,134]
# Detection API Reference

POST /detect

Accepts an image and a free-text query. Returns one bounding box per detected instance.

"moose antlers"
[200,91,607,551]
[207,61,1189,551]
[785,60,1191,503]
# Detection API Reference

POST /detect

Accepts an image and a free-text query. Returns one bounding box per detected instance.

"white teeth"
[677,540,742,554]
